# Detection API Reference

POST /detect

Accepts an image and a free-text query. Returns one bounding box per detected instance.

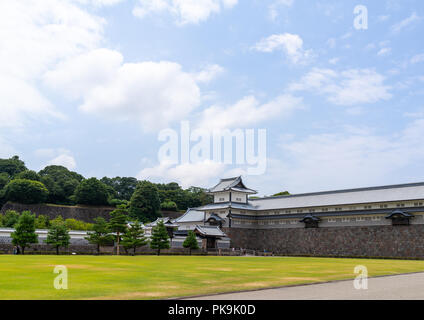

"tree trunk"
[97,244,100,255]
[21,246,25,255]
[189,248,192,256]
[157,248,160,256]
[133,247,136,256]
[56,246,59,255]
[116,232,120,255]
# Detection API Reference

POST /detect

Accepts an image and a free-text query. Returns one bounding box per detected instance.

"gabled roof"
[208,176,257,194]
[194,225,227,238]
[207,213,225,222]
[146,217,178,228]
[173,208,205,223]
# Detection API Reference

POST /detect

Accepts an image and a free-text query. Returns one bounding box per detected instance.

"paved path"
[187,272,424,300]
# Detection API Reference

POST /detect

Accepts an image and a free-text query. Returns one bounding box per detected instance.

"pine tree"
[11,211,38,255]
[45,222,70,255]
[108,205,128,255]
[121,221,148,255]
[150,220,170,256]
[183,231,199,255]
[85,217,113,254]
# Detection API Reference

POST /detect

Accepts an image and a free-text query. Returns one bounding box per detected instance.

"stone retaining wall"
[0,203,114,222]
[224,225,424,259]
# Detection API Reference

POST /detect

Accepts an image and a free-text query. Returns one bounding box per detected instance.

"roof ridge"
[249,181,424,201]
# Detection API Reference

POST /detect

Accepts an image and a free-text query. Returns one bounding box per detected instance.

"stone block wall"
[1,203,114,222]
[224,225,424,259]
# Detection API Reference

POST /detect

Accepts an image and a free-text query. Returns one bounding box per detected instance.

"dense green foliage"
[1,210,20,228]
[183,231,199,255]
[160,199,178,211]
[11,211,38,254]
[15,170,41,181]
[101,177,138,201]
[85,217,114,254]
[129,181,161,222]
[0,210,93,231]
[0,156,27,178]
[4,179,48,204]
[39,165,84,205]
[74,178,109,206]
[121,221,148,255]
[45,221,71,255]
[0,155,213,220]
[150,220,170,255]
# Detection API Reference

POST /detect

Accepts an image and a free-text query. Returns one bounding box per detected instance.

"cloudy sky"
[1,0,424,195]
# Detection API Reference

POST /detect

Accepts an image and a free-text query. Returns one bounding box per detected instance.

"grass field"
[1,255,424,300]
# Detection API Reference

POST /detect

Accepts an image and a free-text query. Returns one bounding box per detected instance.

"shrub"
[3,210,20,228]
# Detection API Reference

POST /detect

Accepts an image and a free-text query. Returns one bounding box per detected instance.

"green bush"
[64,218,94,231]
[35,215,50,229]
[161,200,178,211]
[3,210,20,228]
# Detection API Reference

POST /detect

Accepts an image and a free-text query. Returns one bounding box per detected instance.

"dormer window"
[386,210,414,226]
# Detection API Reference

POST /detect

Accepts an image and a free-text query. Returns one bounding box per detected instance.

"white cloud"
[137,159,227,188]
[0,137,16,159]
[44,49,203,131]
[253,33,313,64]
[268,0,294,21]
[75,0,125,6]
[391,12,421,34]
[133,0,238,25]
[36,148,77,170]
[411,54,424,64]
[270,118,424,193]
[288,68,392,106]
[48,154,77,170]
[192,64,225,83]
[377,47,392,56]
[197,94,303,131]
[0,0,105,128]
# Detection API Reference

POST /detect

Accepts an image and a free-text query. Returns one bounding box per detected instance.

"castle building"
[173,176,424,258]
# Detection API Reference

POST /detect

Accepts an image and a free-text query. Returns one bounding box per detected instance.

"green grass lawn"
[1,255,424,300]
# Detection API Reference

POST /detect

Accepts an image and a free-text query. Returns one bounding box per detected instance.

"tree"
[85,217,113,254]
[150,220,170,256]
[39,165,84,205]
[45,222,70,255]
[74,178,109,206]
[101,177,138,201]
[129,181,161,223]
[0,172,10,190]
[0,156,27,178]
[121,221,148,255]
[183,231,199,255]
[11,211,38,255]
[108,206,128,255]
[3,210,20,228]
[15,170,41,181]
[4,179,48,204]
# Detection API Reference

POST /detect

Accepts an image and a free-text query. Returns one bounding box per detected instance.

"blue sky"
[1,0,424,196]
